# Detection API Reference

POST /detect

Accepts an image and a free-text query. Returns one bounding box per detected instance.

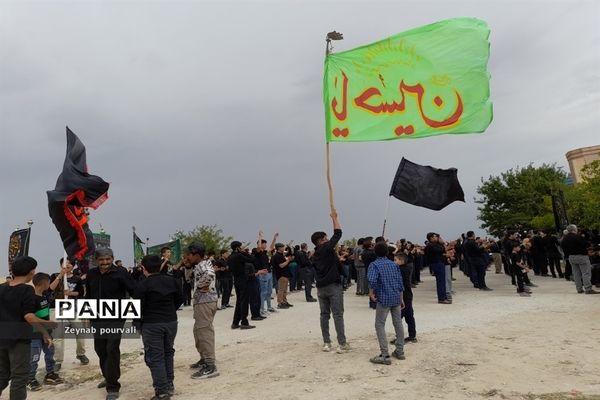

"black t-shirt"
[214,259,232,280]
[271,252,290,279]
[253,250,272,273]
[0,283,37,345]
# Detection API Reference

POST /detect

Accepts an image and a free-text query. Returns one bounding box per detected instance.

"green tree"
[565,160,600,230]
[171,224,233,254]
[342,238,358,248]
[476,164,566,236]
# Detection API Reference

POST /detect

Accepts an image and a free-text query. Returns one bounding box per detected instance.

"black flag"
[47,127,109,260]
[8,228,31,268]
[389,158,465,211]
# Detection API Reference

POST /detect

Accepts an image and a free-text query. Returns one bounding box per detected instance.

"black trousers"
[248,278,261,318]
[401,300,416,338]
[300,267,314,300]
[218,278,233,307]
[183,281,192,306]
[141,321,177,396]
[0,341,30,400]
[547,256,563,277]
[564,259,573,280]
[93,326,123,393]
[232,281,250,326]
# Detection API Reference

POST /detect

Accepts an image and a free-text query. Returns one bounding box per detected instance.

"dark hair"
[375,236,385,243]
[357,238,364,246]
[11,256,37,277]
[301,243,308,250]
[260,239,268,244]
[160,247,171,254]
[426,232,436,241]
[311,232,327,246]
[32,272,51,286]
[188,242,206,257]
[115,259,122,264]
[141,255,162,273]
[467,231,475,238]
[374,242,388,257]
[231,241,242,251]
[59,257,74,266]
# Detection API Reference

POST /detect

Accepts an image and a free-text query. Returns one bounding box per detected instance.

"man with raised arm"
[311,209,351,354]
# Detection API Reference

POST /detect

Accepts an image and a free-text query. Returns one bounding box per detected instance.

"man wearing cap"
[228,241,258,330]
[86,248,137,400]
[271,242,294,309]
[186,243,221,379]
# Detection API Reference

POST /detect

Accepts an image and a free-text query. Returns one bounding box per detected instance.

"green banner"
[147,239,182,264]
[324,17,492,142]
[133,232,145,264]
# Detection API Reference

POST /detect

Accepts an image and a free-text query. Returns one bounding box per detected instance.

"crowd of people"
[1,216,599,400]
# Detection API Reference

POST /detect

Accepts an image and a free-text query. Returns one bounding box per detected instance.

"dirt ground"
[24,270,600,400]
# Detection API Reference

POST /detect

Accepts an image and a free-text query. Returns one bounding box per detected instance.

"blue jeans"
[289,263,298,291]
[258,273,273,313]
[29,338,55,380]
[431,262,446,301]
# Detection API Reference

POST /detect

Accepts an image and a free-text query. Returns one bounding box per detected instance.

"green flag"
[324,17,492,142]
[133,232,145,264]
[147,239,182,264]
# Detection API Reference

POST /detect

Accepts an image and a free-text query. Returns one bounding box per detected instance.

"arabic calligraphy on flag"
[323,17,493,142]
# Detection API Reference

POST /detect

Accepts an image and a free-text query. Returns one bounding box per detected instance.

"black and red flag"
[47,127,109,260]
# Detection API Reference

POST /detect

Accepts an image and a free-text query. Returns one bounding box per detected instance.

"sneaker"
[44,372,64,385]
[267,308,277,313]
[336,343,351,354]
[284,302,294,307]
[239,324,255,330]
[251,316,266,321]
[585,289,600,294]
[577,290,584,294]
[27,380,42,392]
[322,342,332,352]
[260,313,269,318]
[438,299,452,304]
[519,292,531,297]
[369,354,391,365]
[391,350,406,360]
[191,365,220,379]
[98,380,107,388]
[277,304,289,309]
[404,337,418,343]
[190,360,207,369]
[480,287,493,291]
[106,393,119,400]
[77,355,90,365]
[307,298,317,302]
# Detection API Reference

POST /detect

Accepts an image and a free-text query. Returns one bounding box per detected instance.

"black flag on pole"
[8,228,31,268]
[47,127,109,260]
[389,158,465,211]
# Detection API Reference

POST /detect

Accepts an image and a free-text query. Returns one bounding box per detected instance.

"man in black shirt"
[0,256,53,400]
[311,209,350,353]
[543,231,564,278]
[464,231,492,291]
[254,232,277,316]
[425,233,451,303]
[135,255,183,399]
[271,243,294,309]
[86,248,137,400]
[214,250,233,309]
[228,241,257,329]
[296,243,316,302]
[561,224,599,294]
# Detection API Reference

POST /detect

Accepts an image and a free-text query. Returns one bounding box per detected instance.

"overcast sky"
[1,0,599,272]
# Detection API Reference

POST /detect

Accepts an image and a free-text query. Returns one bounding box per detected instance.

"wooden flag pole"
[382,196,392,237]
[324,31,343,213]
[326,142,335,212]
